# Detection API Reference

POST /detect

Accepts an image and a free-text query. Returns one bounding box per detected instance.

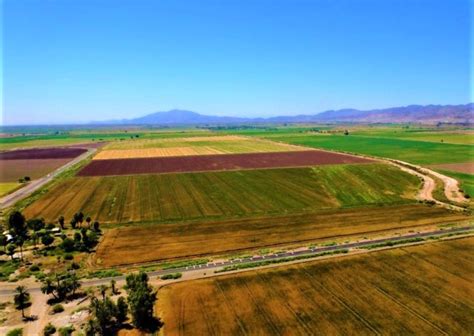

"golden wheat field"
[94,204,468,266]
[158,236,474,335]
[93,146,224,160]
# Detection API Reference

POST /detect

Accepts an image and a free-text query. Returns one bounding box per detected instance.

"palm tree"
[14,286,30,319]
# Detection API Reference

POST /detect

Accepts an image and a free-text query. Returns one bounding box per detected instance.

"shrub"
[63,253,74,261]
[43,323,56,336]
[58,325,74,336]
[52,304,64,314]
[6,328,23,336]
[69,262,80,270]
[161,272,182,280]
[29,264,40,272]
[61,238,75,252]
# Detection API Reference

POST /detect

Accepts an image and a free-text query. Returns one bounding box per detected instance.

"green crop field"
[263,134,473,164]
[23,163,419,224]
[0,129,214,150]
[159,236,474,335]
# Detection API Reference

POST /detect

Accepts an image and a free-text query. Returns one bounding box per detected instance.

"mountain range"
[98,104,473,125]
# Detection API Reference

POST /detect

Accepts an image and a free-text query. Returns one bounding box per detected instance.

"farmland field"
[95,137,305,159]
[0,147,87,159]
[261,134,474,165]
[79,150,373,176]
[0,129,214,150]
[24,163,419,224]
[0,158,73,182]
[95,204,468,266]
[158,236,474,335]
[0,182,21,197]
[430,162,474,174]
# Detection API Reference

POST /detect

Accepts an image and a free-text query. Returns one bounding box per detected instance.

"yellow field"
[158,237,474,335]
[93,146,224,160]
[100,135,305,158]
[0,182,21,197]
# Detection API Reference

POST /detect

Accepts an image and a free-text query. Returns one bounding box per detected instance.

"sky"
[2,0,471,125]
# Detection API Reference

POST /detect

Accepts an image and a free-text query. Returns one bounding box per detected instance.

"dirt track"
[389,159,468,205]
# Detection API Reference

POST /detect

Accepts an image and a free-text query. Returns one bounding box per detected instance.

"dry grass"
[158,237,474,335]
[94,204,468,267]
[102,135,304,154]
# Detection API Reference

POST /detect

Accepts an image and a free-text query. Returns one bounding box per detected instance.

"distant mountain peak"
[96,104,473,125]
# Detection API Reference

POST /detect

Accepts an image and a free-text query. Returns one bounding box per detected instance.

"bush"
[29,264,40,272]
[58,326,74,336]
[6,328,23,336]
[43,323,56,336]
[52,304,64,314]
[69,262,80,270]
[63,253,74,261]
[60,238,75,252]
[161,272,182,280]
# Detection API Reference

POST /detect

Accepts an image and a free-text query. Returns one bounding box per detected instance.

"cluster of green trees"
[41,272,81,302]
[0,210,101,261]
[86,272,159,335]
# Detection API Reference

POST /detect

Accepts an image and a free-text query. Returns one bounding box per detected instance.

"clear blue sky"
[2,0,471,125]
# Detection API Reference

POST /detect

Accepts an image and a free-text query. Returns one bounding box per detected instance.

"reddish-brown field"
[0,158,72,182]
[0,147,87,160]
[78,150,373,176]
[431,162,474,174]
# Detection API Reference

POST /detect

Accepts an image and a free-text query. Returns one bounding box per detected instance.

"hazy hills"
[100,104,473,125]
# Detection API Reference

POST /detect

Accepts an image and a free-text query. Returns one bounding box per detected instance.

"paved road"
[1,225,471,296]
[0,148,96,210]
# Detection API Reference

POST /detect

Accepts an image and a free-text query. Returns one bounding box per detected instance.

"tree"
[60,238,75,252]
[70,219,77,230]
[125,272,157,329]
[27,218,45,232]
[14,286,30,319]
[41,272,81,302]
[58,216,65,230]
[41,234,55,248]
[110,279,117,295]
[6,243,16,260]
[0,232,8,252]
[73,212,84,228]
[116,297,128,324]
[8,211,28,260]
[93,221,100,232]
[99,285,107,301]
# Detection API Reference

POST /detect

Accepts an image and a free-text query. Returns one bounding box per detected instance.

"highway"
[1,224,471,296]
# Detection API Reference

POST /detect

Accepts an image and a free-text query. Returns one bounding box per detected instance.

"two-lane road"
[0,148,96,210]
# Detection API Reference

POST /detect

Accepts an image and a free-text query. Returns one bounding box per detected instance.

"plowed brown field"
[0,158,72,182]
[158,237,474,335]
[0,147,87,160]
[79,150,373,176]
